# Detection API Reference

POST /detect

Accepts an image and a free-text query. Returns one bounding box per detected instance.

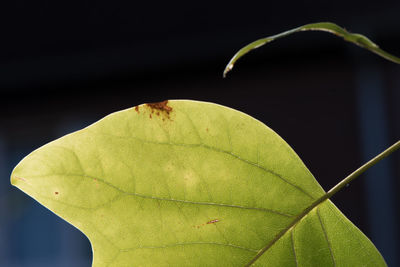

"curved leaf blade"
[223,22,400,77]
[11,100,386,266]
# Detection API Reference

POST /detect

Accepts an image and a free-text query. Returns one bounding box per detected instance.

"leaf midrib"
[119,241,259,253]
[23,172,294,216]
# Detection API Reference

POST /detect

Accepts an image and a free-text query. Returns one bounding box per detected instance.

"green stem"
[325,140,400,199]
[246,140,400,266]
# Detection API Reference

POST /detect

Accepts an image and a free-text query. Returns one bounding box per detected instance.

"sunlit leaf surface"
[11,100,386,266]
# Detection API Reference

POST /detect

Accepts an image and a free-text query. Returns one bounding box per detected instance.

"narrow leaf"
[223,22,400,77]
[11,100,386,266]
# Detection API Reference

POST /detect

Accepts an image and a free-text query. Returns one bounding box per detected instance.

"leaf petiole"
[246,140,400,266]
[325,140,400,200]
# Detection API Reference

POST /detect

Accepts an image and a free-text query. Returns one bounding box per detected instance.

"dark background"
[1,1,399,266]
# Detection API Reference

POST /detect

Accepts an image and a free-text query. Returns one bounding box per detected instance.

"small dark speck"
[207,219,220,224]
[54,192,59,195]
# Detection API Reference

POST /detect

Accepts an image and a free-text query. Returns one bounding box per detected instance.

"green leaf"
[223,22,400,77]
[11,100,386,266]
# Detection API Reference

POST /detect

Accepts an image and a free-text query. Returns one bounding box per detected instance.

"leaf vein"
[23,172,294,216]
[119,241,258,253]
[291,230,298,267]
[317,207,336,267]
[93,132,315,200]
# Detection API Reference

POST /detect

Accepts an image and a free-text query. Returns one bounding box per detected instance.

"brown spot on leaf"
[54,191,59,195]
[145,100,173,120]
[207,219,220,224]
[134,106,140,113]
[193,219,220,229]
[146,100,172,114]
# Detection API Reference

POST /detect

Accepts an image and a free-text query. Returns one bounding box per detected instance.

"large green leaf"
[223,22,400,77]
[11,100,385,266]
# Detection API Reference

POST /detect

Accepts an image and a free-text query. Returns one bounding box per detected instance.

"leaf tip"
[10,163,32,189]
[10,174,25,187]
[10,166,20,187]
[10,175,17,186]
[223,63,234,78]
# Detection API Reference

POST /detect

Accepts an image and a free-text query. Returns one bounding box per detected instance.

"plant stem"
[246,140,400,266]
[325,140,400,200]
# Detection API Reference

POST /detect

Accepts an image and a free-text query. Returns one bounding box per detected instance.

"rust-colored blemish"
[54,191,59,195]
[207,219,220,224]
[134,106,140,113]
[206,128,209,132]
[193,219,220,228]
[144,100,173,120]
[146,100,172,114]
